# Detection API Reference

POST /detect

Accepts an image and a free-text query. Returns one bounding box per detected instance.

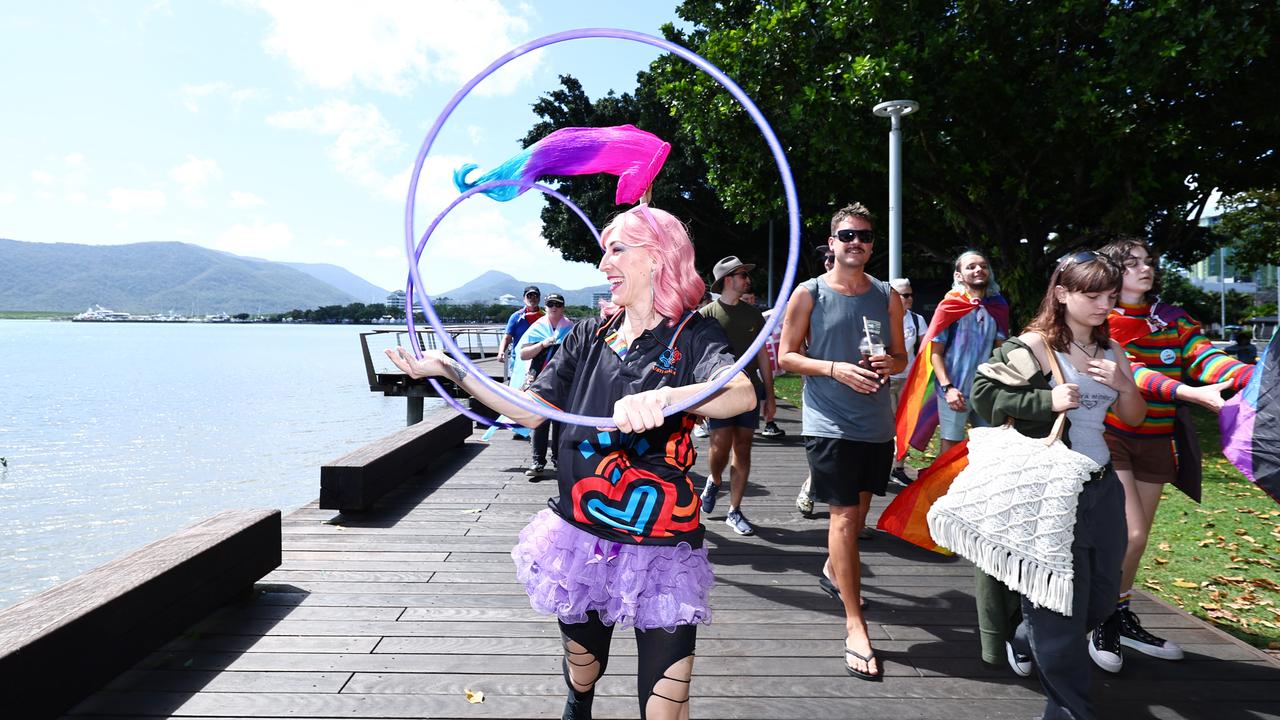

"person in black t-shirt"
[389,204,755,720]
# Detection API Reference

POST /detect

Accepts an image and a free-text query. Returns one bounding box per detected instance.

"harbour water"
[0,320,448,609]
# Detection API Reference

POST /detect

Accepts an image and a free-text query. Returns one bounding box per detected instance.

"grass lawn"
[773,373,1280,650]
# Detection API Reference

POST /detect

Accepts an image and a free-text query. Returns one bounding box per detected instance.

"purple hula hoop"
[403,180,600,428]
[404,27,800,428]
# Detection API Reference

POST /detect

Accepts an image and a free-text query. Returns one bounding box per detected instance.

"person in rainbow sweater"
[1090,237,1254,673]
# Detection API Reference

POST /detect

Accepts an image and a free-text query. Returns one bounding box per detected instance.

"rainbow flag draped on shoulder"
[879,290,1009,553]
[892,290,1010,460]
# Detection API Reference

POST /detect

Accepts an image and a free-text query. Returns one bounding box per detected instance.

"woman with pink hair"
[389,198,755,719]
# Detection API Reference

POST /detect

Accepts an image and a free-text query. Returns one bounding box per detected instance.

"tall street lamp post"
[873,100,919,282]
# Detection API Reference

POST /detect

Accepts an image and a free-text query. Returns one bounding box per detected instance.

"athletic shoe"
[725,509,755,535]
[693,422,709,438]
[1117,607,1185,660]
[700,479,721,515]
[525,461,545,478]
[796,491,815,518]
[1005,640,1033,678]
[889,467,914,487]
[1089,614,1124,673]
[761,421,785,438]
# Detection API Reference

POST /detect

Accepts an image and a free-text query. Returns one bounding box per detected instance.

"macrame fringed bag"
[927,346,1100,616]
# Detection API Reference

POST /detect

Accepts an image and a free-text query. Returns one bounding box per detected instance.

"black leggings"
[559,611,697,719]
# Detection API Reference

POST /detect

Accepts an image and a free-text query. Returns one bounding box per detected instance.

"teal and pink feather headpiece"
[453,124,671,205]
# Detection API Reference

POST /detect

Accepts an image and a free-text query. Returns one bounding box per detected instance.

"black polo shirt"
[528,310,737,547]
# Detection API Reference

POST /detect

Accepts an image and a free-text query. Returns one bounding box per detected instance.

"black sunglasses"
[1058,250,1120,271]
[836,228,874,244]
[546,301,564,308]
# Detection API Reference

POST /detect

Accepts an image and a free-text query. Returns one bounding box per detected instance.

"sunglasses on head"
[1058,250,1121,272]
[836,228,874,244]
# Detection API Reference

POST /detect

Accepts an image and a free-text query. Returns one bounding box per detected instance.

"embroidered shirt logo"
[654,347,682,375]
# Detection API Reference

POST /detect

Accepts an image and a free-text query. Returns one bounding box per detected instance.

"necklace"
[1071,339,1099,358]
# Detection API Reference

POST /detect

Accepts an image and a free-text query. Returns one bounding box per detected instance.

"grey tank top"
[800,275,894,442]
[1049,348,1118,466]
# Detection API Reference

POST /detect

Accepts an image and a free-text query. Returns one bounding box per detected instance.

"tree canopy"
[523,1,1278,322]
[1212,188,1280,272]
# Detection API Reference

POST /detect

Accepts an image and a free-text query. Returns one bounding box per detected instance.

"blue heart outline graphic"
[585,485,659,534]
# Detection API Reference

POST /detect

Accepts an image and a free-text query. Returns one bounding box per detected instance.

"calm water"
[0,320,444,609]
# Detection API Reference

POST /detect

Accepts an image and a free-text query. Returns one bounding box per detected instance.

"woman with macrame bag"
[932,251,1146,720]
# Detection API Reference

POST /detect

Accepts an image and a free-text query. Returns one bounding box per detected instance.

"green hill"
[0,239,360,314]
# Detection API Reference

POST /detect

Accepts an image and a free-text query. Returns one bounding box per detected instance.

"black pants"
[1013,468,1125,720]
[533,420,561,465]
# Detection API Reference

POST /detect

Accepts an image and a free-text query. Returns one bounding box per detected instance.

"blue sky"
[0,1,690,299]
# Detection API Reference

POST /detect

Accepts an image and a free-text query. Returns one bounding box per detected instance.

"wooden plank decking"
[68,406,1280,719]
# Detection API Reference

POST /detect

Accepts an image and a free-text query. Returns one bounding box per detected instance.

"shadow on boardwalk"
[69,407,1280,719]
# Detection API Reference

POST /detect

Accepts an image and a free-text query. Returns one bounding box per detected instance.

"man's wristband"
[941,383,955,393]
[829,360,835,378]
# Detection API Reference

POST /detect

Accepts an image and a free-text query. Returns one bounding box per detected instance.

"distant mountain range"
[436,270,610,307]
[0,239,379,314]
[0,237,607,314]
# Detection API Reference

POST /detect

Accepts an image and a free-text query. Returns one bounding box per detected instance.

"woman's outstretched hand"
[385,346,450,380]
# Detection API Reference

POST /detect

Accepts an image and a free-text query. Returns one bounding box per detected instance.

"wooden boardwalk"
[69,406,1280,719]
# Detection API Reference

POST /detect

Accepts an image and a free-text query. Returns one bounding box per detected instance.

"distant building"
[1189,214,1278,293]
[386,289,424,312]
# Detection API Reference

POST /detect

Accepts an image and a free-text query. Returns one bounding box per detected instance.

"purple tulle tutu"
[511,509,715,630]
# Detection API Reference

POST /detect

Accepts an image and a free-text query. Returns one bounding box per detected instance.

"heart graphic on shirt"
[572,453,690,538]
[1081,398,1099,410]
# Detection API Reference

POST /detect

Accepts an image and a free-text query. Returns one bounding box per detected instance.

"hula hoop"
[404,28,800,428]
[403,180,600,429]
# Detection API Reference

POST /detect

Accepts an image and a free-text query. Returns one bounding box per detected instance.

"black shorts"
[804,436,893,507]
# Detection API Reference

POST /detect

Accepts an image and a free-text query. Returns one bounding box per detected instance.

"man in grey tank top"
[778,202,907,681]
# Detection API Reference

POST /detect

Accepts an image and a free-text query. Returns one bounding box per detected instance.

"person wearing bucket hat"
[698,256,776,536]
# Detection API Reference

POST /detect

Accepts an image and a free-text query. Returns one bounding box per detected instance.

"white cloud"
[105,188,166,212]
[269,100,400,193]
[180,82,265,113]
[214,220,294,256]
[31,170,53,185]
[180,82,231,112]
[467,125,485,146]
[229,190,267,208]
[64,153,87,167]
[0,190,16,206]
[170,155,223,188]
[247,0,537,96]
[321,236,350,248]
[169,155,223,208]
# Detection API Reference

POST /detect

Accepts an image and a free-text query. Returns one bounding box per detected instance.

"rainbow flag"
[877,440,969,553]
[894,290,1010,460]
[1221,332,1280,506]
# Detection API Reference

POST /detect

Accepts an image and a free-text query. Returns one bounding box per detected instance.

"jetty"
[40,404,1280,717]
[10,402,1265,719]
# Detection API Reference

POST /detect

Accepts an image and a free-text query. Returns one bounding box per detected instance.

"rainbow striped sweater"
[1105,300,1255,437]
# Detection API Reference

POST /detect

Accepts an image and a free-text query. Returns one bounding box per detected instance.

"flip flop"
[844,644,882,681]
[819,576,869,610]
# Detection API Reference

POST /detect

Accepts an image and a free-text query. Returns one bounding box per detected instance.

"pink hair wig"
[455,125,671,205]
[599,206,704,327]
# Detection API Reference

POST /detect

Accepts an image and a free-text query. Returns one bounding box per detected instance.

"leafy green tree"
[1212,189,1280,272]
[646,0,1279,322]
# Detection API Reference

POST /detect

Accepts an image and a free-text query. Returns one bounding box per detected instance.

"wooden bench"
[320,408,472,512]
[0,508,281,719]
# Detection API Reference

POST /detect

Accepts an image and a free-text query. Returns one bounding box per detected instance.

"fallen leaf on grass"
[1172,579,1200,589]
[1157,542,1172,552]
[1144,579,1164,591]
[1198,539,1216,547]
[1252,577,1280,592]
[1200,603,1220,610]
[465,688,485,704]
[1154,557,1169,565]
[1206,608,1241,623]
